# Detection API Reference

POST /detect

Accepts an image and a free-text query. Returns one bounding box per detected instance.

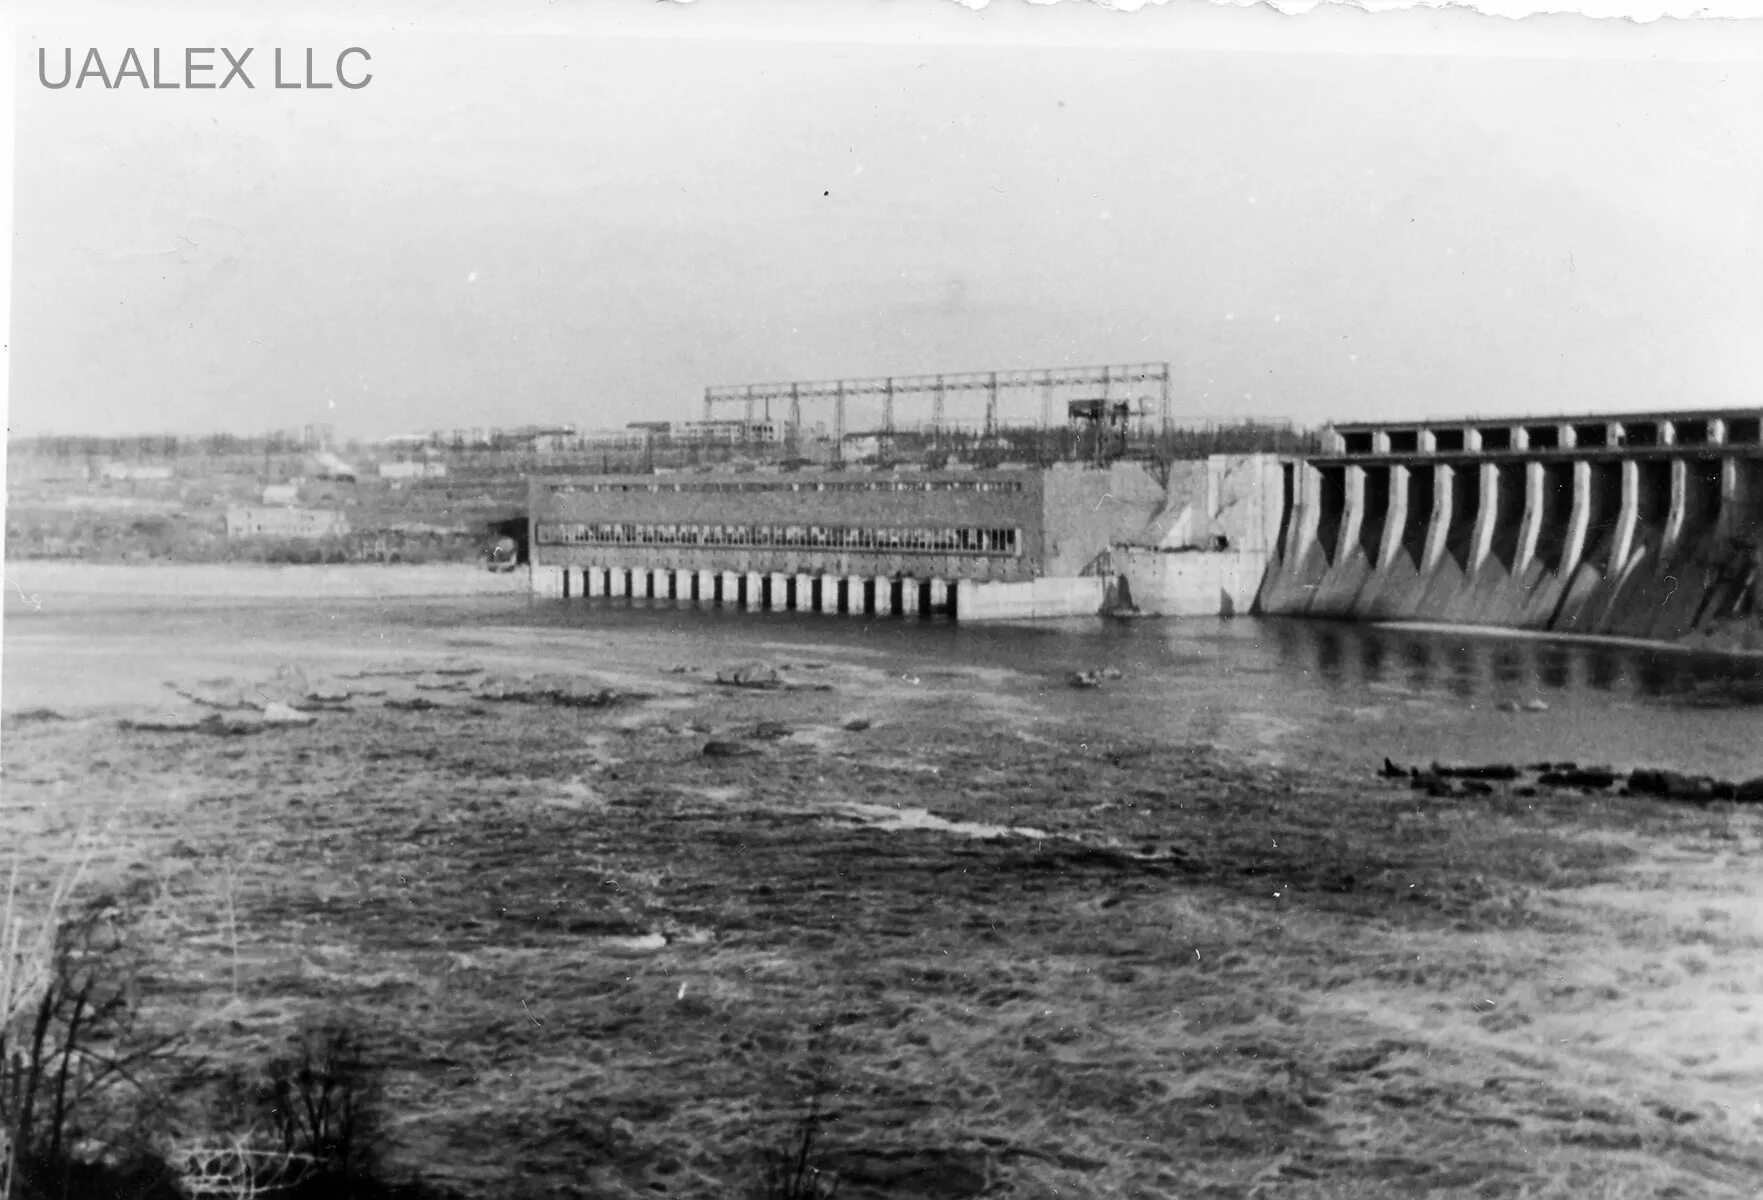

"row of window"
[546,478,1026,495]
[537,522,1022,556]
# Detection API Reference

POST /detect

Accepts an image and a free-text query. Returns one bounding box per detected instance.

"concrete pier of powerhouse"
[527,409,1763,646]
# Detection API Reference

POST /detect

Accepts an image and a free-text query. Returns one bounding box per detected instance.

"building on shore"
[225,506,350,540]
[310,452,360,482]
[378,460,449,480]
[99,462,174,482]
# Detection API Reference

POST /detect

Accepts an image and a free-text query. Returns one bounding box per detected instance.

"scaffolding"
[702,362,1172,449]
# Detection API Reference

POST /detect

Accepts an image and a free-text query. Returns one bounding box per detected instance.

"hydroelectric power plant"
[527,368,1762,652]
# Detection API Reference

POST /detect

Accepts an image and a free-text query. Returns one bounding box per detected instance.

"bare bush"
[749,1039,843,1200]
[254,1024,385,1191]
[751,1094,840,1200]
[1,881,180,1200]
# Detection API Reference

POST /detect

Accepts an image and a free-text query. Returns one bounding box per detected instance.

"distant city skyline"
[12,4,1763,439]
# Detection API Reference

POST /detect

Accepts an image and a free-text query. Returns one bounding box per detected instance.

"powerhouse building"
[527,463,1188,619]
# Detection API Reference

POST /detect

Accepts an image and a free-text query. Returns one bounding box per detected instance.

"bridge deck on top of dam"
[1322,408,1762,457]
[1259,407,1763,650]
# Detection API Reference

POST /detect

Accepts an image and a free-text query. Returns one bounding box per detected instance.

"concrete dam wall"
[1257,409,1763,651]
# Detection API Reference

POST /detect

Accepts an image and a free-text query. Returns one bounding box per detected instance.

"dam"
[527,405,1763,650]
[1256,408,1763,650]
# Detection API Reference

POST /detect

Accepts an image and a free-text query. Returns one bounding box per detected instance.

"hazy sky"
[11,3,1763,437]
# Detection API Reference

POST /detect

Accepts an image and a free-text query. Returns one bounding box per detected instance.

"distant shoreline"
[2,561,529,603]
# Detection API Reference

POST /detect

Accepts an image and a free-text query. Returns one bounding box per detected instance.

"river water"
[8,577,1761,781]
[492,597,1763,781]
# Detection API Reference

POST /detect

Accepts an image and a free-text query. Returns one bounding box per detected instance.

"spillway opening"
[1581,462,1624,572]
[1488,464,1524,571]
[1358,468,1391,567]
[1443,467,1480,571]
[1532,463,1574,572]
[1675,458,1724,560]
[1276,463,1295,560]
[1400,465,1435,568]
[1317,467,1346,566]
[1636,461,1672,528]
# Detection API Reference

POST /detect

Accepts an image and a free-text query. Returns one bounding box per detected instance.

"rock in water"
[121,708,208,732]
[1431,762,1521,781]
[207,711,270,735]
[1627,768,1718,801]
[715,662,782,689]
[260,702,317,726]
[169,680,256,710]
[548,682,621,708]
[414,673,468,691]
[1068,671,1102,689]
[1538,767,1617,790]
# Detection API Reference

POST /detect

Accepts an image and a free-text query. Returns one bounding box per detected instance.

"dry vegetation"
[2,588,1760,1199]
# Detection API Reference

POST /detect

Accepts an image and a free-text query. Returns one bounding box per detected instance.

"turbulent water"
[494,597,1763,781]
[6,571,1763,1197]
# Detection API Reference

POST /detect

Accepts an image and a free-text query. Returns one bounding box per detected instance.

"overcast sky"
[11,2,1763,438]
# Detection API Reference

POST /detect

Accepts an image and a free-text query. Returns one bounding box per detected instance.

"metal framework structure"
[702,362,1172,446]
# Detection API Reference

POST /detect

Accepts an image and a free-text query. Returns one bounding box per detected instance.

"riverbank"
[3,561,528,607]
[3,582,1761,1198]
